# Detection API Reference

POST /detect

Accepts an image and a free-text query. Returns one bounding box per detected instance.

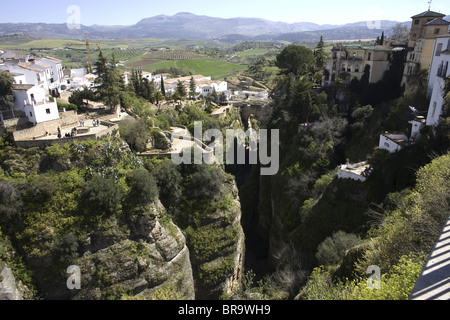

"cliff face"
[183,175,245,300]
[25,201,195,300]
[73,201,195,300]
[0,264,23,300]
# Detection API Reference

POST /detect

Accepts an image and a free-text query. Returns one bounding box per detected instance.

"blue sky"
[1,0,449,26]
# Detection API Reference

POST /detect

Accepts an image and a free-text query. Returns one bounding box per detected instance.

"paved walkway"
[410,216,450,300]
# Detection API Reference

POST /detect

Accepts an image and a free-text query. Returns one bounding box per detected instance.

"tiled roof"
[424,18,450,25]
[411,10,446,19]
[17,62,42,73]
[13,84,35,91]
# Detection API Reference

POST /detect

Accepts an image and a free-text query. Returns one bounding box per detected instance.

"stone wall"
[15,121,119,148]
[12,111,78,141]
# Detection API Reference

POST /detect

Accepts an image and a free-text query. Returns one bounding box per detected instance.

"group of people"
[79,119,100,127]
[56,118,101,139]
[92,119,100,127]
[57,126,77,139]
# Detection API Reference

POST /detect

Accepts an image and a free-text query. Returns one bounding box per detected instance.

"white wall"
[427,37,450,97]
[14,85,59,125]
[379,134,408,153]
[338,166,368,182]
[426,76,446,127]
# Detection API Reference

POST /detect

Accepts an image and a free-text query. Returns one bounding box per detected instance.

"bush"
[186,165,224,200]
[126,167,159,206]
[315,231,360,266]
[153,160,182,208]
[119,118,149,153]
[82,176,123,216]
[52,233,79,268]
[0,182,22,224]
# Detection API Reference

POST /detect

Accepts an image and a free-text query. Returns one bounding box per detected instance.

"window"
[434,28,441,35]
[436,43,443,56]
[432,102,437,118]
[46,108,51,114]
[415,19,420,25]
[29,112,33,117]
[368,53,372,61]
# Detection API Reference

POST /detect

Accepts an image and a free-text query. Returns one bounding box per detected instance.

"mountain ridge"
[1,12,446,42]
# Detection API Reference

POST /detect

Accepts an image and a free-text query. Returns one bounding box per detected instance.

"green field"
[12,39,86,49]
[141,58,247,80]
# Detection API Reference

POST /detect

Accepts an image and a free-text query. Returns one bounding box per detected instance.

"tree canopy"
[276,45,316,76]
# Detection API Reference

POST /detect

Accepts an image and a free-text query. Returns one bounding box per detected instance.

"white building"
[0,69,26,85]
[0,60,51,91]
[37,57,64,91]
[160,75,228,97]
[123,71,152,85]
[13,84,59,125]
[409,116,427,140]
[338,161,373,182]
[379,133,410,153]
[426,36,450,127]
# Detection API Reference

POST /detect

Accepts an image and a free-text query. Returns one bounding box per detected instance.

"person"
[96,119,100,127]
[92,119,96,127]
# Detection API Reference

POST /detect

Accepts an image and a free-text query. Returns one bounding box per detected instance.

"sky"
[1,0,449,26]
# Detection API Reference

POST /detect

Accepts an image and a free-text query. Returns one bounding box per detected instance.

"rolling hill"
[1,12,447,43]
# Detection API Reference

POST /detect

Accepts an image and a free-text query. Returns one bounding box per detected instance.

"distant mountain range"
[1,12,448,43]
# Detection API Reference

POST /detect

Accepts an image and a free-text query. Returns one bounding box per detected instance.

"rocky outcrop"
[187,177,245,300]
[0,263,23,300]
[72,202,195,300]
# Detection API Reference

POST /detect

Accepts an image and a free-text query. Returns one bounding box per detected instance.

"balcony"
[24,98,54,107]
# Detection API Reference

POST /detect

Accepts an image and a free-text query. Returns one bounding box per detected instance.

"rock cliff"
[0,264,23,300]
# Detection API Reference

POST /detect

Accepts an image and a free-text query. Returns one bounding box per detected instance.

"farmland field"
[140,58,247,80]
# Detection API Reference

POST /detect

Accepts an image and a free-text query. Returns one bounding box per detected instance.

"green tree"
[126,167,159,206]
[94,49,124,112]
[314,36,327,69]
[176,80,187,99]
[186,165,224,200]
[189,77,197,100]
[160,76,166,97]
[315,231,360,266]
[276,45,316,76]
[81,176,123,216]
[0,72,15,114]
[153,160,182,208]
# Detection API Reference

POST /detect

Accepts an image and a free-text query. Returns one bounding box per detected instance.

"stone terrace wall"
[15,121,119,148]
[12,111,79,141]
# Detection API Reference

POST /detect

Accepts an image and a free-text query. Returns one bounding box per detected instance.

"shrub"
[186,165,224,200]
[81,176,123,216]
[0,182,22,224]
[315,231,360,266]
[119,118,150,153]
[126,167,159,206]
[52,233,79,268]
[153,160,182,208]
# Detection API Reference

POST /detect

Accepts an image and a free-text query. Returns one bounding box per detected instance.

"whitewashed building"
[13,84,59,125]
[426,36,450,127]
[379,133,410,153]
[338,161,373,182]
[37,57,64,91]
[0,60,51,91]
